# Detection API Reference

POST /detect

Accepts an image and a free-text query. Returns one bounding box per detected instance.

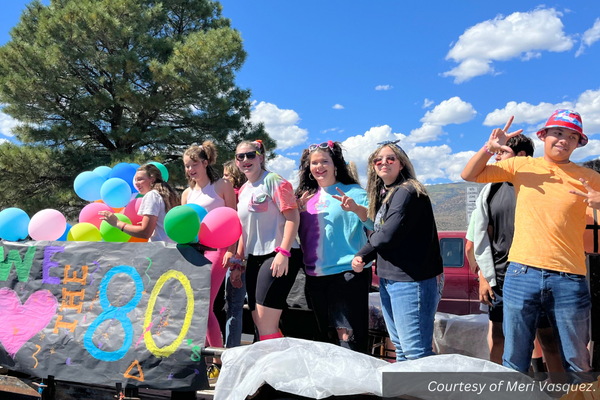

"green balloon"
[149,161,169,182]
[164,206,200,244]
[100,214,132,242]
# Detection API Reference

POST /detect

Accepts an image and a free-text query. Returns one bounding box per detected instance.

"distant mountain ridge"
[427,182,485,232]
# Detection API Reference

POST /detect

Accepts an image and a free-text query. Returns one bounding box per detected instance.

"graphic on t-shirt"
[248,192,269,213]
[314,198,330,212]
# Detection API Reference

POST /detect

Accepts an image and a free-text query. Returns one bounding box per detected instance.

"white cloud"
[483,101,572,126]
[422,98,434,109]
[576,18,600,57]
[571,139,600,161]
[339,125,476,184]
[250,101,308,150]
[332,104,344,110]
[375,85,393,91]
[321,127,341,134]
[406,97,476,143]
[285,152,299,156]
[408,124,445,143]
[421,97,477,125]
[482,87,600,135]
[267,155,298,186]
[0,109,19,137]
[0,138,8,145]
[442,8,574,83]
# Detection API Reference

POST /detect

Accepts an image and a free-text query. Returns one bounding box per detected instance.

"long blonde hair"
[365,144,427,220]
[223,160,247,189]
[184,141,220,188]
[138,164,180,212]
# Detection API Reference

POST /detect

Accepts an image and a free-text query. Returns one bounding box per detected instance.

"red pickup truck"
[371,231,481,316]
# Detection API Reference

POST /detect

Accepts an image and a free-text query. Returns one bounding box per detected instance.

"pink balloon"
[79,202,112,229]
[28,209,67,241]
[199,207,242,249]
[123,197,144,225]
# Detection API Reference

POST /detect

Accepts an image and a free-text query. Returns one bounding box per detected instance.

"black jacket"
[356,184,442,282]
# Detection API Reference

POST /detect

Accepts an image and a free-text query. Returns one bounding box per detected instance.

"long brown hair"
[365,144,427,220]
[138,164,180,212]
[295,141,359,197]
[184,141,220,188]
[223,160,247,190]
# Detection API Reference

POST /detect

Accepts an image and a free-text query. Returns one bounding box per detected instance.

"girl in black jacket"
[352,140,443,361]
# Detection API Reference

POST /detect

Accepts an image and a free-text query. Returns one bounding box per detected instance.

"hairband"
[377,139,407,156]
[252,140,263,149]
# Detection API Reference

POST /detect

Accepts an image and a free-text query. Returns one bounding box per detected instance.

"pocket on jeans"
[562,272,585,281]
[506,263,527,276]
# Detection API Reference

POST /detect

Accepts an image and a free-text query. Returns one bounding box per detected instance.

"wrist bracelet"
[484,144,495,156]
[275,246,291,257]
[120,223,125,232]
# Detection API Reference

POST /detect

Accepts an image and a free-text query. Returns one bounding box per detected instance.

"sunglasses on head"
[309,140,334,152]
[373,155,397,166]
[235,151,260,161]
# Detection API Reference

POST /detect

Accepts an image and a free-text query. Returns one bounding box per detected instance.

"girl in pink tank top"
[182,141,237,375]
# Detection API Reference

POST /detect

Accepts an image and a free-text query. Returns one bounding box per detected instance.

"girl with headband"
[353,140,444,361]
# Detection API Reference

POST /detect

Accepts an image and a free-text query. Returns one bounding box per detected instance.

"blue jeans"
[503,262,591,373]
[379,274,444,362]
[225,269,246,348]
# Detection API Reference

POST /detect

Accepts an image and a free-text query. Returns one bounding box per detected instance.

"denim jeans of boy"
[225,269,246,348]
[379,274,444,362]
[502,262,591,373]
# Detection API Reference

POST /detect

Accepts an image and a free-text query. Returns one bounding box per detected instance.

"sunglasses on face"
[373,155,397,166]
[235,151,260,161]
[308,141,334,152]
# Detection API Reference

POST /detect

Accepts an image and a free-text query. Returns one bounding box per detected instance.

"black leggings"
[246,248,302,311]
[305,267,371,353]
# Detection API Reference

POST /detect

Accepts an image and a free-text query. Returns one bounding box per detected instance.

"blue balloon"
[129,163,140,169]
[101,178,132,208]
[93,166,112,180]
[74,171,104,201]
[109,163,137,193]
[0,208,30,241]
[58,222,72,241]
[184,203,208,223]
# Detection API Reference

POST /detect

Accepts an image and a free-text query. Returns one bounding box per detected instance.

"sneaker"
[207,364,220,383]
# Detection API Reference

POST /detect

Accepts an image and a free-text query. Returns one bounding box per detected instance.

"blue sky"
[2,1,600,184]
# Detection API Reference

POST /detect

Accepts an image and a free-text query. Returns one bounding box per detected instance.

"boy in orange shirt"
[461,109,600,373]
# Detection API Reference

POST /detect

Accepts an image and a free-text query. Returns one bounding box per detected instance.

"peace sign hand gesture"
[570,178,600,209]
[486,116,523,154]
[297,191,315,212]
[332,187,358,212]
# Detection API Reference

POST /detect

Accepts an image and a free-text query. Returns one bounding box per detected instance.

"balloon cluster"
[0,159,242,247]
[164,205,242,248]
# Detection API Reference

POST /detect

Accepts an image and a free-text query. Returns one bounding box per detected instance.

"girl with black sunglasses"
[233,139,302,341]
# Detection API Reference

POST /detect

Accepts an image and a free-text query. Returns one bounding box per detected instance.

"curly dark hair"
[295,141,359,197]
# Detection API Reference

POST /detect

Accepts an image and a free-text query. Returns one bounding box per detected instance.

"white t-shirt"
[137,190,173,243]
[237,171,299,257]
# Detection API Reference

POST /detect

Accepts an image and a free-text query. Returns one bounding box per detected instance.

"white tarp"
[214,338,550,400]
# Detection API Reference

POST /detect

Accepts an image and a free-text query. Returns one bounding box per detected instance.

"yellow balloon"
[67,222,102,242]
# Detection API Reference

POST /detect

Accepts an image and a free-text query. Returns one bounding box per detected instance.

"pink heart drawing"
[0,288,58,358]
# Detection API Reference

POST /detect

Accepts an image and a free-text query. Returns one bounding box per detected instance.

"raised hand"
[296,191,315,212]
[570,178,600,209]
[486,116,523,153]
[332,187,358,212]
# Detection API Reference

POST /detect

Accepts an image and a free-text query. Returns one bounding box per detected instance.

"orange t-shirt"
[475,157,600,275]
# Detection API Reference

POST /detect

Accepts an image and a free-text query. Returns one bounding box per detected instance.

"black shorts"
[246,248,302,311]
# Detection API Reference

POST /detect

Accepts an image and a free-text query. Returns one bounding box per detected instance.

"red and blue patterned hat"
[536,109,587,147]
